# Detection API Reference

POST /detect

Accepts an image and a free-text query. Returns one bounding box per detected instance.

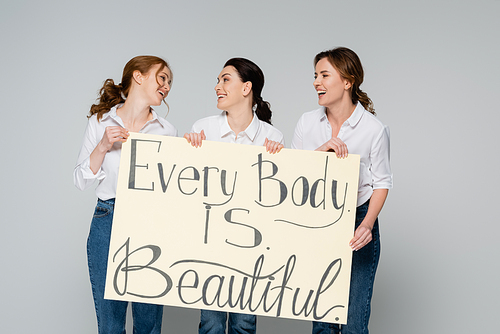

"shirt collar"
[218,111,260,142]
[101,104,166,128]
[244,112,260,142]
[319,102,364,127]
[149,108,167,128]
[319,107,328,122]
[345,102,364,128]
[219,111,233,138]
[100,104,123,126]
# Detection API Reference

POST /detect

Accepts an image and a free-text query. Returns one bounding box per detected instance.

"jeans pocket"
[93,205,110,218]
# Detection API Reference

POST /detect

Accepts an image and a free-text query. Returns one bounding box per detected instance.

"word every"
[128,139,349,218]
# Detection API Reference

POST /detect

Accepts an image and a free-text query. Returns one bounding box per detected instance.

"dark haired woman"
[291,47,392,334]
[74,55,177,333]
[184,58,284,334]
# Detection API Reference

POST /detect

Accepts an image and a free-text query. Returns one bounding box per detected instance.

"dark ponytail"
[224,58,273,125]
[89,55,172,121]
[253,96,272,125]
[314,47,375,115]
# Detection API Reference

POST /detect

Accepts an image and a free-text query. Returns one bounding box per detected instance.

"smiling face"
[313,57,351,109]
[141,63,172,106]
[214,66,249,111]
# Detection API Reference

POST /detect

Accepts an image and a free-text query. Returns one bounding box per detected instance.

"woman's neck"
[116,97,152,132]
[325,99,356,137]
[225,102,254,137]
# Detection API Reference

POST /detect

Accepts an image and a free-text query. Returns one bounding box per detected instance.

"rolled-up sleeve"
[73,119,106,191]
[370,125,392,190]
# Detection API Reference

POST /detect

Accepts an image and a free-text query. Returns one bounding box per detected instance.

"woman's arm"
[89,126,129,174]
[74,123,129,191]
[349,188,388,251]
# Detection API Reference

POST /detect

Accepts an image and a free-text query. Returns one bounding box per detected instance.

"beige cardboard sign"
[105,132,360,324]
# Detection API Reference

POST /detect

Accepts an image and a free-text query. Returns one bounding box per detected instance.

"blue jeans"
[87,198,163,334]
[199,310,256,334]
[312,200,380,334]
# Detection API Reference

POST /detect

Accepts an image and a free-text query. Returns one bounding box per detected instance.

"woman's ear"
[344,78,352,90]
[242,81,253,97]
[133,70,143,85]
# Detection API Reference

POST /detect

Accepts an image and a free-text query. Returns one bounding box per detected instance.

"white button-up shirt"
[191,111,284,146]
[74,105,177,200]
[291,102,392,206]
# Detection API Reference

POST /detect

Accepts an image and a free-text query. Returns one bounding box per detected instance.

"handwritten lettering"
[109,135,358,324]
[171,254,343,319]
[112,238,172,299]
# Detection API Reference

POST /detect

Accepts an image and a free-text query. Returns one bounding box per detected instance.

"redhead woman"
[184,57,284,334]
[291,47,392,334]
[74,56,177,333]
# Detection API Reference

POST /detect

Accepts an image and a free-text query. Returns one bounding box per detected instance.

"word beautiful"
[112,239,344,321]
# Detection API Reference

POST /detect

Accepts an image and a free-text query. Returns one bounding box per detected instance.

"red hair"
[89,55,172,121]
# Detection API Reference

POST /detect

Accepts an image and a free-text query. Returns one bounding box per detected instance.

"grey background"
[1,0,499,333]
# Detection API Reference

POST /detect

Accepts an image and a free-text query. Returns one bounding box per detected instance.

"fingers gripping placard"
[105,133,360,324]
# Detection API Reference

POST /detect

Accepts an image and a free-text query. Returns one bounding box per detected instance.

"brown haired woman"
[291,47,392,334]
[74,56,177,333]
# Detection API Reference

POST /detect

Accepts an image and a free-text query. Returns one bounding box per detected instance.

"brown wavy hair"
[89,55,172,121]
[314,47,375,115]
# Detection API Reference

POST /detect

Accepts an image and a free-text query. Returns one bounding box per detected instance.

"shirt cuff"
[79,157,106,181]
[372,182,393,190]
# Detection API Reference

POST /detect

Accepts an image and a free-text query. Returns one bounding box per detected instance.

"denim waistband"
[358,198,370,209]
[98,198,115,206]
